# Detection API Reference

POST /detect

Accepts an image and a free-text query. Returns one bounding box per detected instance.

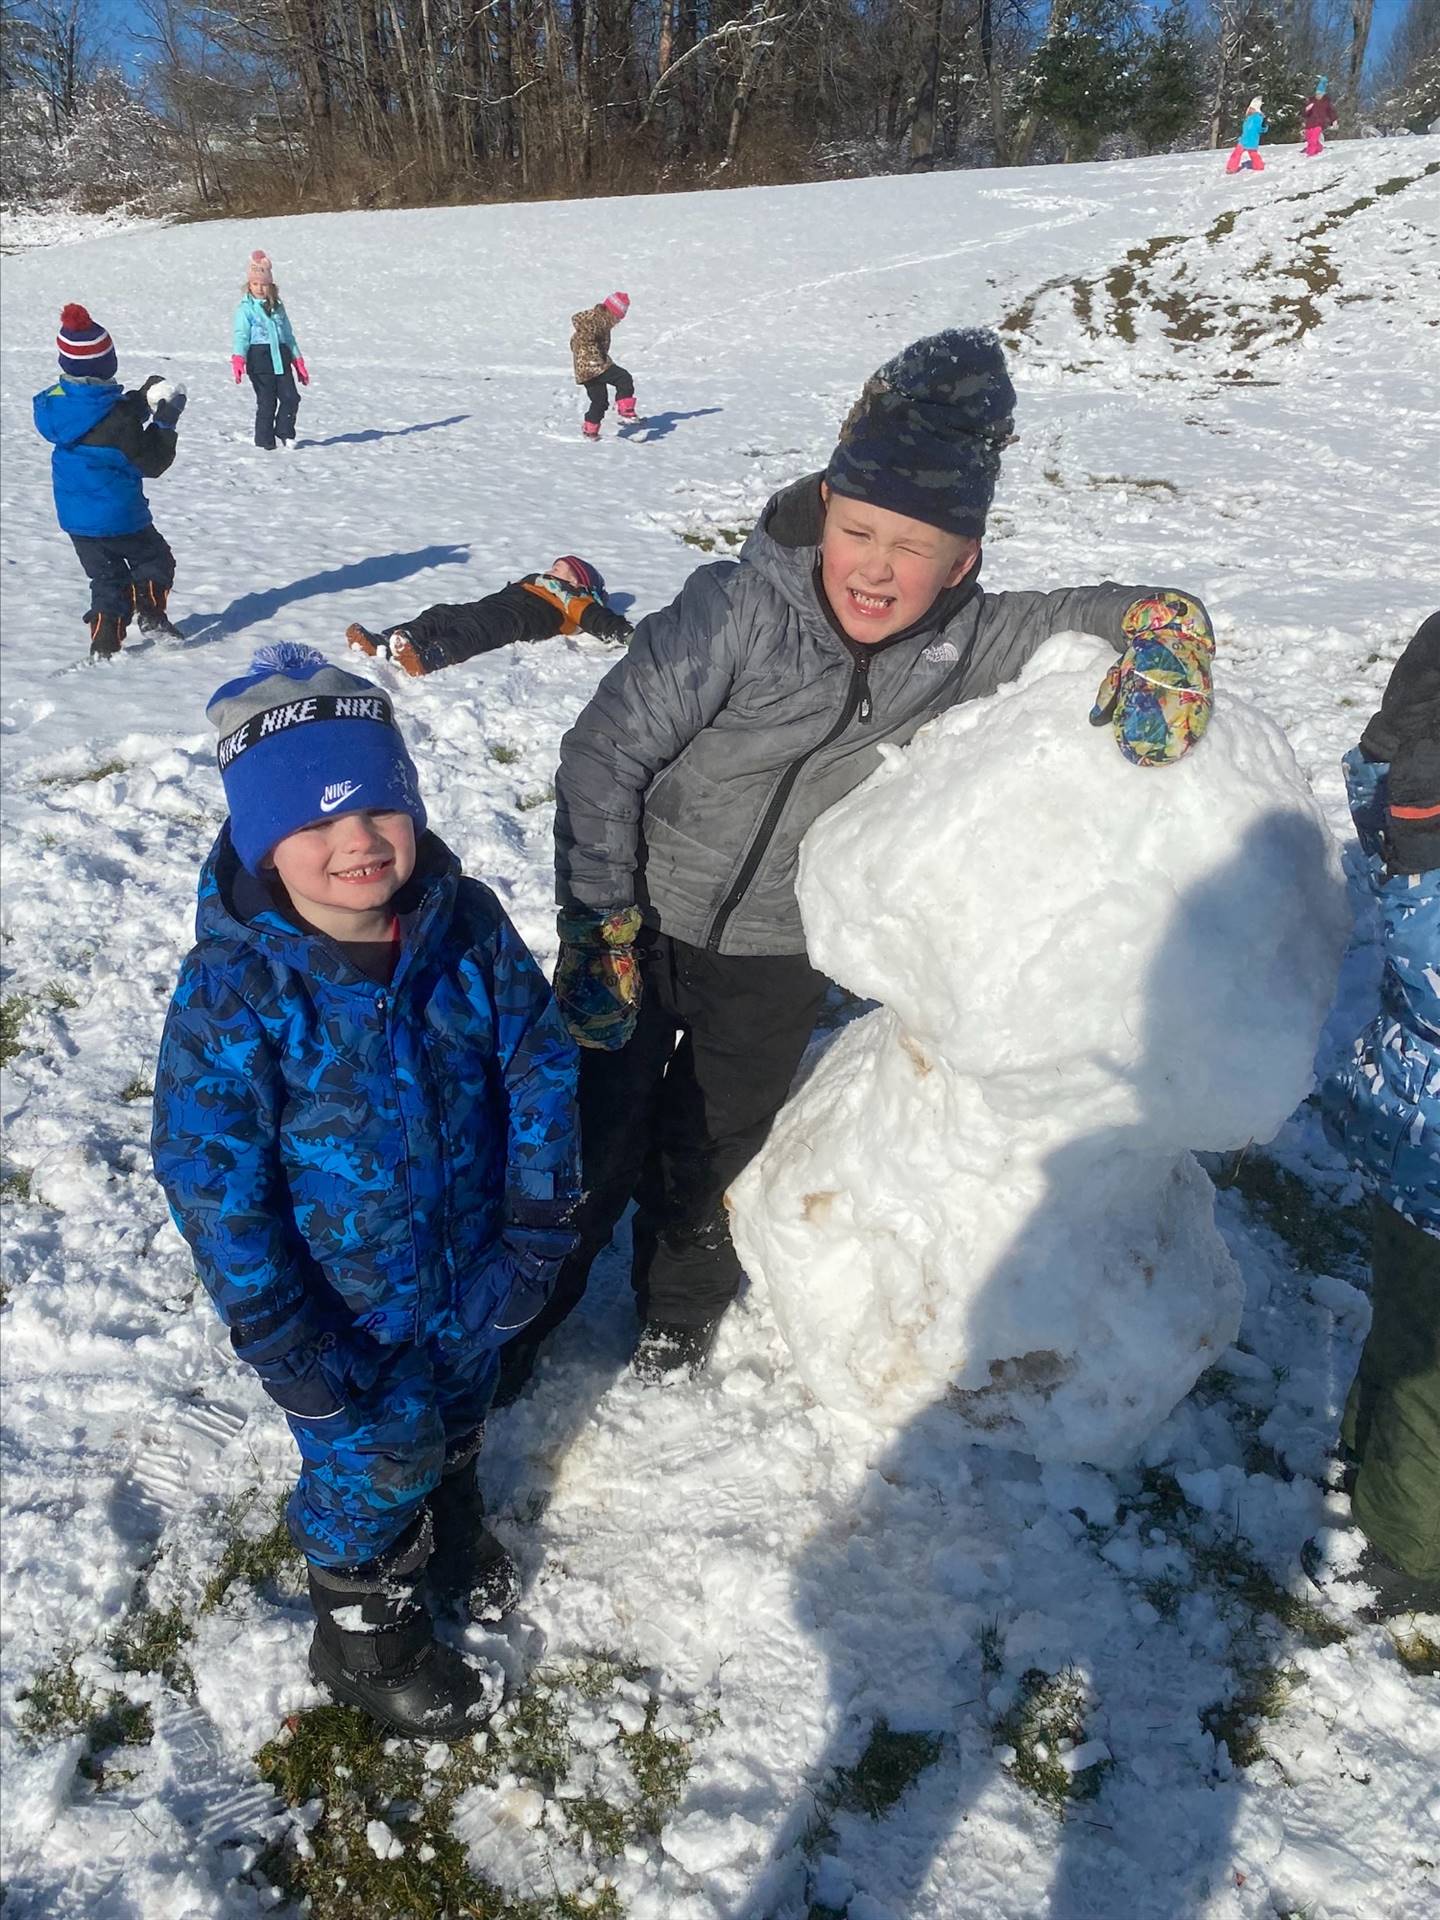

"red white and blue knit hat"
[57,304,118,382]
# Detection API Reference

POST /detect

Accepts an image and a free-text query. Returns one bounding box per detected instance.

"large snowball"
[729,635,1349,1464]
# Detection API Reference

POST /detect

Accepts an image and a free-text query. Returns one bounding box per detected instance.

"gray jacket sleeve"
[555,563,745,911]
[972,581,1197,693]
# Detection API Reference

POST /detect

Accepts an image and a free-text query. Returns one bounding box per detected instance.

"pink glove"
[230,355,245,385]
[293,356,310,386]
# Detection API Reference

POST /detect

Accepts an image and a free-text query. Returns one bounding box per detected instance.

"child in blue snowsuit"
[1322,612,1439,1612]
[231,248,309,450]
[152,644,579,1736]
[32,303,187,660]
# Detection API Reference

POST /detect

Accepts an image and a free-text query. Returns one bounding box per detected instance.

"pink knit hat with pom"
[248,249,275,284]
[602,291,630,319]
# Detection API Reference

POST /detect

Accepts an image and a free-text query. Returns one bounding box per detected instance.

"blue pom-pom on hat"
[825,328,1017,541]
[208,643,427,874]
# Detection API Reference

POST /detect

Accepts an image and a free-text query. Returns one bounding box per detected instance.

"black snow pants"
[583,363,634,426]
[525,929,826,1348]
[247,344,301,448]
[70,524,175,619]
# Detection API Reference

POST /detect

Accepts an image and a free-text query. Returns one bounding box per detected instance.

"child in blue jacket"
[1321,612,1439,1614]
[231,249,309,450]
[32,304,187,659]
[151,644,580,1736]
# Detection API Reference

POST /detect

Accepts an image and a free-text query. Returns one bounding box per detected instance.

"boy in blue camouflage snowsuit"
[1322,612,1439,1610]
[152,644,579,1735]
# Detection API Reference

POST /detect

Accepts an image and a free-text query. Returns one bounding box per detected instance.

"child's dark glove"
[150,382,188,428]
[579,602,634,643]
[554,905,643,1050]
[1360,614,1440,873]
[1381,736,1440,874]
[1090,591,1214,766]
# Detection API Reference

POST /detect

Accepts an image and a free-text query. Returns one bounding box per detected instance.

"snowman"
[728,634,1349,1467]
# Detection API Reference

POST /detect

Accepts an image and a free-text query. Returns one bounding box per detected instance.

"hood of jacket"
[197,820,461,989]
[32,378,123,448]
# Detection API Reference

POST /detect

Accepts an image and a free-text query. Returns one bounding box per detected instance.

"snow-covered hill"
[2,142,1438,1920]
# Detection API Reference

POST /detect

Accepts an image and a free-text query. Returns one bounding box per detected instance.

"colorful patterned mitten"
[1090,592,1215,767]
[554,906,644,1050]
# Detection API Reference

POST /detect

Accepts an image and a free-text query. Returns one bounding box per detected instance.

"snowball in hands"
[728,635,1349,1465]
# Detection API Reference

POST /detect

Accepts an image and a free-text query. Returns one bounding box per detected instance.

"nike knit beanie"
[825,328,1016,541]
[207,643,427,873]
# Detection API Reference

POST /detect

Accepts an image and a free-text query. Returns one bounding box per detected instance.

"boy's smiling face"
[818,486,980,645]
[265,809,416,939]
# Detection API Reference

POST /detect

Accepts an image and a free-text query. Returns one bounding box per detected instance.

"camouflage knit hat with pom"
[825,328,1016,540]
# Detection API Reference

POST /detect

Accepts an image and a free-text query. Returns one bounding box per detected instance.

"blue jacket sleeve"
[151,962,344,1415]
[483,908,581,1331]
[232,303,251,357]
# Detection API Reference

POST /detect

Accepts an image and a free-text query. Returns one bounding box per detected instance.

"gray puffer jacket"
[557,475,1186,957]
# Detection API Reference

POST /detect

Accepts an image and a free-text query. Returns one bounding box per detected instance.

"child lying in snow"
[346,556,631,677]
[1321,611,1440,1615]
[495,326,1216,1401]
[151,644,579,1739]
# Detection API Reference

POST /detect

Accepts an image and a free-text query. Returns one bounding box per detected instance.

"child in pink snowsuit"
[1303,79,1337,157]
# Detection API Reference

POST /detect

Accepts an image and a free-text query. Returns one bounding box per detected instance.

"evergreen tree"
[1024,0,1144,160]
[1216,4,1309,142]
[1131,0,1205,151]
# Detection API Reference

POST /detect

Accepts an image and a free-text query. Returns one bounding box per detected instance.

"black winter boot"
[426,1463,521,1625]
[86,610,126,660]
[134,580,182,639]
[632,1317,722,1383]
[307,1516,497,1739]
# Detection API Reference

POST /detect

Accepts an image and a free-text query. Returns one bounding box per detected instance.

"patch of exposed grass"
[1133,1470,1348,1647]
[37,758,129,788]
[1213,1149,1369,1275]
[1393,1628,1440,1677]
[1,982,83,1065]
[1087,473,1180,497]
[978,1618,1005,1678]
[1,1165,33,1204]
[830,1723,943,1819]
[109,1603,195,1692]
[201,1490,304,1612]
[490,742,522,765]
[258,1656,702,1917]
[517,785,556,812]
[1141,1575,1185,1621]
[994,1668,1108,1813]
[119,1077,154,1103]
[256,1704,525,1920]
[678,523,751,554]
[1202,1663,1302,1769]
[18,1650,156,1788]
[1,994,35,1065]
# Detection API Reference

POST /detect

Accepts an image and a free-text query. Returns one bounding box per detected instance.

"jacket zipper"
[705,651,872,952]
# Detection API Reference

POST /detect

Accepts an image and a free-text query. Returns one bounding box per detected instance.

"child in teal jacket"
[1226,97,1268,173]
[231,248,309,449]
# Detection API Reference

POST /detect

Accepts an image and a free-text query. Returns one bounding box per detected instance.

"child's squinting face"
[549,558,583,588]
[266,810,416,928]
[248,273,273,297]
[819,488,979,645]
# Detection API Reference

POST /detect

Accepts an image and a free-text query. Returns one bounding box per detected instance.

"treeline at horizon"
[3,0,1438,221]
